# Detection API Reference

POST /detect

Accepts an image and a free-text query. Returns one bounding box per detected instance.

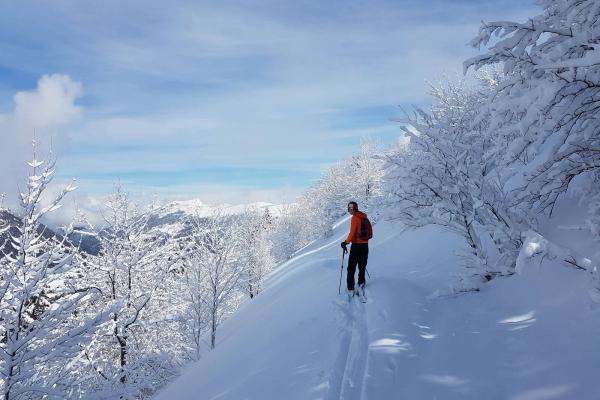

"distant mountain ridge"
[0,208,101,257]
[147,199,282,236]
[0,200,282,258]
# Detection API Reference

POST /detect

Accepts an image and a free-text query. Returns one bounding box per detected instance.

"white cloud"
[13,74,82,129]
[131,182,304,208]
[38,180,105,228]
[0,1,540,213]
[0,74,83,207]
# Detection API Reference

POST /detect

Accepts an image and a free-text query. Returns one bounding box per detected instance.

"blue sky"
[0,0,538,209]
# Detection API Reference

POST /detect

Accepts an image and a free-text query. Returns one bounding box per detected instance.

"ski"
[347,291,355,302]
[346,287,366,303]
[359,285,367,303]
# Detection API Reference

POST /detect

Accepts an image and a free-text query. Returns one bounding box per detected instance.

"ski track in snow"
[327,293,369,400]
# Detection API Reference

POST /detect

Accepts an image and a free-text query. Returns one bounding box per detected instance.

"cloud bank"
[0,0,539,214]
[0,74,83,207]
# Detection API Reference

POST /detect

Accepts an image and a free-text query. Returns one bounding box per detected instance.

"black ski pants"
[347,243,368,291]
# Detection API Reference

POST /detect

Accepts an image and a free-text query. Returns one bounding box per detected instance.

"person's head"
[347,201,358,215]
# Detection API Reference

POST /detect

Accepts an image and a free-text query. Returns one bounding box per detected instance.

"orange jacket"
[345,211,370,244]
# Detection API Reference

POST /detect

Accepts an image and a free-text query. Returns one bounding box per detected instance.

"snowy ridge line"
[155,199,283,218]
[264,236,345,289]
[332,215,351,230]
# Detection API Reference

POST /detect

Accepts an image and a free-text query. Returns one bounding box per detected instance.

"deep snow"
[155,218,600,400]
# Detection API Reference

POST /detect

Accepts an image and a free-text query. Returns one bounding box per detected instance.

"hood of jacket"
[353,211,367,219]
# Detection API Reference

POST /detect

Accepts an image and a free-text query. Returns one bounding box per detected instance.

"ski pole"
[338,248,346,295]
[366,267,371,279]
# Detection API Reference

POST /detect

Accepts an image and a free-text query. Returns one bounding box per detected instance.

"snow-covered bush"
[380,0,600,284]
[465,0,600,229]
[383,76,523,281]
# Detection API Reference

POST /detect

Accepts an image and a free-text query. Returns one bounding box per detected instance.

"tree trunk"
[115,331,127,384]
[120,339,127,384]
[211,311,216,349]
[4,364,14,400]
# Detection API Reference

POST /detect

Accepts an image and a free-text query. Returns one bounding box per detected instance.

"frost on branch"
[0,152,109,400]
[464,0,600,222]
[80,184,178,397]
[382,76,523,284]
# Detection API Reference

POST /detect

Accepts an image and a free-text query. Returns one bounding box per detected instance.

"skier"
[341,201,372,297]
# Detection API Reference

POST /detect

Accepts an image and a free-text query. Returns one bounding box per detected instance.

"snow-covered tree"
[176,241,210,359]
[316,139,383,226]
[271,204,304,262]
[464,0,600,224]
[0,153,109,400]
[271,139,384,262]
[303,161,353,239]
[350,137,384,209]
[383,76,522,281]
[181,212,244,350]
[238,208,275,299]
[82,185,175,397]
[586,171,600,237]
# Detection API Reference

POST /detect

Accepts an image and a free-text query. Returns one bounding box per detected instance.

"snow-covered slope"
[155,218,600,400]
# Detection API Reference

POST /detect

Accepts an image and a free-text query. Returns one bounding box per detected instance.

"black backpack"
[359,216,373,240]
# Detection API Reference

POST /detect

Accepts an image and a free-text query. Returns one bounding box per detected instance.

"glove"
[341,241,348,252]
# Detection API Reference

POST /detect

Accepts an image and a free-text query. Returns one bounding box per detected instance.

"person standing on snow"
[341,201,372,295]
